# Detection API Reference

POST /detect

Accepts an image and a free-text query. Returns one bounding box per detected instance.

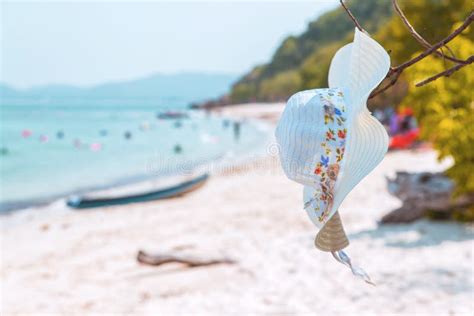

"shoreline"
[3,102,473,315]
[0,108,276,214]
[0,154,222,214]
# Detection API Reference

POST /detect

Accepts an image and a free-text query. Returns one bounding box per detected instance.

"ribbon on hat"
[275,29,390,284]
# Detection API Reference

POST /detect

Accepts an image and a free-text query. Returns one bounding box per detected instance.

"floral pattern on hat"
[311,89,347,223]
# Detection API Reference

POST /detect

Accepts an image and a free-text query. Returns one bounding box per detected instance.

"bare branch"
[416,55,474,87]
[392,0,468,64]
[369,11,474,98]
[338,2,473,97]
[394,11,473,71]
[369,70,402,99]
[339,0,364,31]
[443,45,456,59]
[392,0,431,47]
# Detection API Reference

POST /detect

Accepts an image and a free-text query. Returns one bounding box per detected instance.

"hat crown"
[275,88,346,187]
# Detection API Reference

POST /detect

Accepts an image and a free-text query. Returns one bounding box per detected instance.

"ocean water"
[0,103,268,210]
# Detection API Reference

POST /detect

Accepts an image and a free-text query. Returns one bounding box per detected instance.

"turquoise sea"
[0,102,268,211]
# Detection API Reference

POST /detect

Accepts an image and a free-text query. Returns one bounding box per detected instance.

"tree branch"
[339,1,473,97]
[392,0,468,64]
[369,70,402,99]
[368,11,473,98]
[339,0,364,31]
[416,55,474,87]
[393,11,473,71]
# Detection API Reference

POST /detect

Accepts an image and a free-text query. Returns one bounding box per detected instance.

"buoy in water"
[57,130,64,139]
[21,129,32,138]
[173,144,182,154]
[39,135,49,143]
[0,147,8,156]
[90,143,102,152]
[99,129,108,137]
[124,131,132,139]
[140,121,151,131]
[73,139,82,148]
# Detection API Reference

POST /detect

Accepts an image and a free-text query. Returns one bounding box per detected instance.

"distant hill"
[227,0,393,103]
[0,73,237,107]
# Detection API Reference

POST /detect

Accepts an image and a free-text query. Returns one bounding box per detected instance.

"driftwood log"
[137,250,235,267]
[381,172,474,224]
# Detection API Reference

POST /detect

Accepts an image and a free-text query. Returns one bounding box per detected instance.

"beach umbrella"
[275,28,390,284]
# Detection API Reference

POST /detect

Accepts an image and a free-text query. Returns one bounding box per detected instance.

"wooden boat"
[67,173,209,209]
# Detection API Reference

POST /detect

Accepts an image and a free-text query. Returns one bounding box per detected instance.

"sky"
[0,0,338,88]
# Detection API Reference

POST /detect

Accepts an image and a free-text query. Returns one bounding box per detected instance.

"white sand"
[1,103,473,315]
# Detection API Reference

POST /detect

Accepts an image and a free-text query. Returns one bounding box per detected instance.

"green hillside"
[229,0,393,103]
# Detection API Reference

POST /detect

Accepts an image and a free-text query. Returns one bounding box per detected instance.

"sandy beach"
[1,103,473,315]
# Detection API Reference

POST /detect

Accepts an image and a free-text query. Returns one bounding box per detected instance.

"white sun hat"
[275,28,390,284]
